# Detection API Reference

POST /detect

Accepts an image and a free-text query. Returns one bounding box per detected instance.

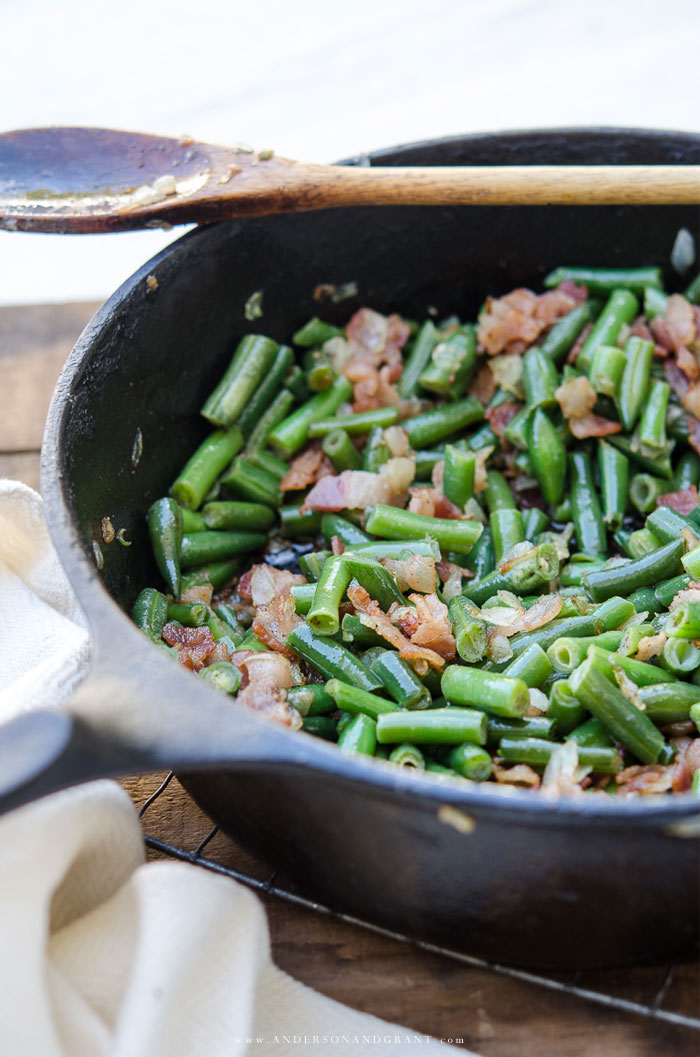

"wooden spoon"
[0,126,698,234]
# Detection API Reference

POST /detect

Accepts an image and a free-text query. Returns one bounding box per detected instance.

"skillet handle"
[0,709,148,816]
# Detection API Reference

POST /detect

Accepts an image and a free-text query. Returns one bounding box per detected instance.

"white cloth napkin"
[0,479,472,1057]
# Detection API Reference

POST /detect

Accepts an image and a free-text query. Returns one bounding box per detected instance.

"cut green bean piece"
[288,626,382,691]
[528,408,566,506]
[487,715,555,743]
[166,602,209,627]
[324,678,400,719]
[499,736,623,774]
[502,644,553,688]
[180,507,206,533]
[180,558,240,593]
[544,266,662,296]
[180,530,265,568]
[238,344,294,437]
[371,651,432,710]
[443,445,475,509]
[132,587,169,642]
[442,665,530,718]
[404,397,485,449]
[448,596,487,663]
[548,679,586,735]
[666,601,700,639]
[418,325,477,398]
[287,684,336,717]
[605,433,674,480]
[345,539,441,560]
[584,538,684,602]
[147,497,183,596]
[202,335,280,427]
[589,344,626,397]
[308,406,398,438]
[598,440,629,530]
[307,555,352,635]
[221,457,280,507]
[464,543,559,607]
[376,707,487,746]
[321,514,371,547]
[674,450,700,491]
[291,583,317,615]
[202,500,276,532]
[398,320,437,398]
[337,713,377,756]
[638,380,670,451]
[577,289,639,373]
[448,743,493,781]
[293,317,344,346]
[278,505,323,538]
[659,637,700,675]
[268,375,353,458]
[569,451,606,557]
[646,506,694,544]
[587,646,677,688]
[490,508,526,564]
[198,662,242,695]
[340,613,386,648]
[540,300,598,362]
[322,429,362,472]
[388,743,426,768]
[617,336,654,431]
[638,682,700,724]
[569,655,669,764]
[547,631,624,674]
[523,346,559,408]
[302,716,339,741]
[681,544,700,580]
[365,504,483,554]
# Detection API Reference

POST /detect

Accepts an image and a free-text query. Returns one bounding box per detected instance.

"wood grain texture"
[3,302,699,1056]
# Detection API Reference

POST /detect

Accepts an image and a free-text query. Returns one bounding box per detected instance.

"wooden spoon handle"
[291,162,700,209]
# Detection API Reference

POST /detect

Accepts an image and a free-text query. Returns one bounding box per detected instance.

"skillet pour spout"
[16,127,700,968]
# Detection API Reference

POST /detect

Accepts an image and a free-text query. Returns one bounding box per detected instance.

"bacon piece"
[406,592,456,660]
[252,593,303,659]
[555,280,588,304]
[485,401,521,437]
[179,583,213,605]
[687,416,700,457]
[635,632,666,662]
[384,425,411,457]
[238,564,306,607]
[234,651,301,729]
[347,583,445,673]
[665,293,696,351]
[650,315,675,353]
[664,358,691,399]
[280,446,325,492]
[489,594,563,638]
[468,363,497,404]
[657,485,699,515]
[678,345,700,381]
[670,737,700,793]
[615,765,673,796]
[478,287,576,357]
[342,309,411,411]
[682,383,700,420]
[492,762,541,788]
[567,322,593,365]
[568,412,622,439]
[301,457,415,512]
[162,623,218,672]
[408,486,437,517]
[330,535,345,556]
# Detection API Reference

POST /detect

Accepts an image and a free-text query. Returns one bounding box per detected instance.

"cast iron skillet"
[1,129,699,970]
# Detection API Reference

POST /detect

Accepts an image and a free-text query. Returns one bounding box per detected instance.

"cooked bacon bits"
[658,485,700,515]
[485,401,521,437]
[406,592,456,661]
[347,583,446,673]
[382,554,437,593]
[615,765,674,796]
[477,286,579,357]
[468,363,497,404]
[162,624,219,672]
[554,375,620,439]
[252,593,303,659]
[238,564,306,607]
[492,762,541,789]
[341,308,411,411]
[301,457,415,512]
[234,652,301,729]
[568,412,622,440]
[280,446,330,492]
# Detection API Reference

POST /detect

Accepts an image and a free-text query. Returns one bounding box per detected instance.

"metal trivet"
[140,773,700,1034]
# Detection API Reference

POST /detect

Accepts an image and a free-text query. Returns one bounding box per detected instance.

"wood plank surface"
[3,302,699,1057]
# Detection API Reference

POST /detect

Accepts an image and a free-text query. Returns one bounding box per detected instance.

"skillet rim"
[40,124,700,826]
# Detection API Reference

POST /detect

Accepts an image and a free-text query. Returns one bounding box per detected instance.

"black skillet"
[1,128,699,970]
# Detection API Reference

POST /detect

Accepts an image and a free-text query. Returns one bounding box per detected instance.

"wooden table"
[2,301,698,1057]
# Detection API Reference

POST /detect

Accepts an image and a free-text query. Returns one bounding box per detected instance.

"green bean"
[287,683,337,716]
[202,334,280,427]
[645,506,693,544]
[364,504,483,553]
[569,451,607,557]
[644,286,669,319]
[418,325,477,398]
[278,504,323,538]
[584,538,684,602]
[587,646,677,688]
[202,501,276,532]
[499,736,623,773]
[221,457,280,506]
[655,574,691,610]
[502,643,553,688]
[180,530,265,568]
[659,637,700,675]
[483,471,515,512]
[443,445,475,509]
[637,682,700,724]
[343,555,407,610]
[397,320,437,398]
[237,344,294,436]
[681,544,700,580]
[666,601,700,639]
[618,622,654,656]
[324,678,399,719]
[302,716,339,741]
[684,273,700,304]
[371,651,432,710]
[447,744,493,781]
[291,583,318,615]
[522,346,558,408]
[388,743,426,768]
[548,679,586,735]
[344,539,442,560]
[571,655,672,765]
[180,507,206,533]
[605,433,674,479]
[268,375,353,458]
[303,348,335,392]
[288,626,383,691]
[441,665,530,718]
[132,587,169,642]
[503,406,532,450]
[540,300,599,362]
[322,429,362,472]
[403,396,484,449]
[490,508,526,564]
[362,425,390,472]
[547,631,624,673]
[320,514,370,547]
[523,507,549,541]
[528,408,566,506]
[486,715,555,743]
[169,426,244,511]
[674,450,700,491]
[447,596,487,663]
[308,406,398,438]
[340,613,386,648]
[507,596,635,657]
[180,558,240,593]
[589,344,626,397]
[462,529,495,580]
[376,707,487,745]
[247,449,289,481]
[629,475,667,516]
[626,526,663,558]
[198,661,242,695]
[577,289,639,373]
[166,601,209,627]
[638,380,670,452]
[245,389,296,453]
[568,716,613,747]
[617,336,654,431]
[147,497,184,596]
[337,713,377,756]
[463,542,559,606]
[307,555,352,635]
[544,266,662,296]
[598,440,629,530]
[292,317,344,346]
